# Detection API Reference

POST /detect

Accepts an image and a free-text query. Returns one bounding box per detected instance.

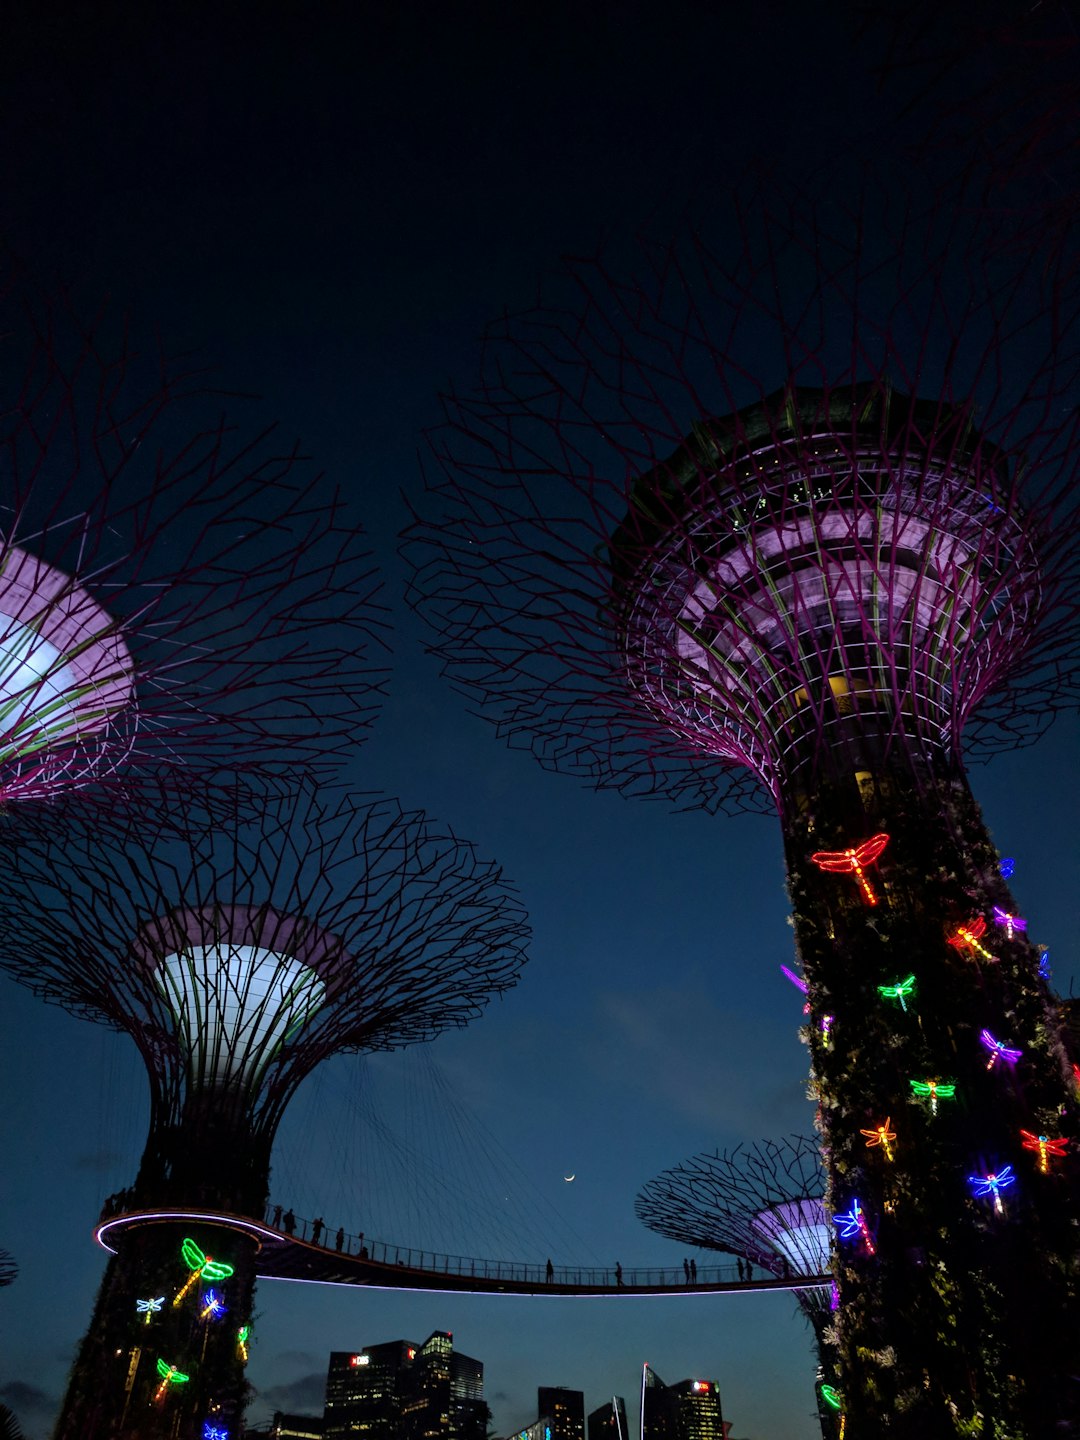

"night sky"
[1,6,1077,1439]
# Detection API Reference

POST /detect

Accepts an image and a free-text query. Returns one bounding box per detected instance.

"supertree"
[0,280,387,805]
[0,782,529,1440]
[637,1138,838,1437]
[401,195,1080,1434]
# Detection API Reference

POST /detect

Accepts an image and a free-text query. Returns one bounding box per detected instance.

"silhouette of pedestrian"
[272,1203,283,1228]
[683,1258,690,1283]
[615,1261,623,1286]
[546,1258,554,1283]
[312,1216,325,1246]
[335,1226,345,1252]
[736,1258,744,1281]
[690,1258,697,1282]
[283,1208,296,1235]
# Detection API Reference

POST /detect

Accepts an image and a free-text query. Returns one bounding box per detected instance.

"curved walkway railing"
[261,1203,810,1289]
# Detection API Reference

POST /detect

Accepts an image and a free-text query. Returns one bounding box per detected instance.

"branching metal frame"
[0,282,388,802]
[636,1136,827,1276]
[402,196,1080,815]
[0,782,529,1158]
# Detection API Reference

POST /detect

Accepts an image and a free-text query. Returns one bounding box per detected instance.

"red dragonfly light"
[947,916,996,962]
[810,833,889,905]
[1020,1130,1068,1174]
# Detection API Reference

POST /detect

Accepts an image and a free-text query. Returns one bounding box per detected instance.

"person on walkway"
[689,1257,697,1282]
[311,1216,325,1246]
[615,1261,623,1286]
[335,1226,345,1252]
[283,1208,296,1235]
[683,1258,690,1283]
[546,1257,554,1282]
[272,1203,282,1228]
[736,1258,744,1281]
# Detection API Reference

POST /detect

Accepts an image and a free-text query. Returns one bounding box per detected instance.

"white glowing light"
[0,547,135,780]
[156,945,326,1088]
[750,1199,831,1275]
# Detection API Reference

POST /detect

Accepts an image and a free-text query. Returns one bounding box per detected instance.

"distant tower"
[324,1333,486,1440]
[637,1138,836,1437]
[640,1368,726,1440]
[0,284,387,806]
[403,207,1080,1433]
[0,784,527,1440]
[537,1387,585,1440]
[587,1397,629,1440]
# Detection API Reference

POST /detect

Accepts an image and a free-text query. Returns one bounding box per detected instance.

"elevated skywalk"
[95,1204,831,1298]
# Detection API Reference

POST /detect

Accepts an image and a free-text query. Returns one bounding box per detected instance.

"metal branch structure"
[402,200,1080,1434]
[0,283,388,804]
[0,782,528,1440]
[861,1,1080,256]
[637,1139,837,1437]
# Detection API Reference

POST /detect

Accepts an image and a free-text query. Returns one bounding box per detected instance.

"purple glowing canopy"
[402,198,1080,815]
[636,1135,828,1278]
[0,280,388,803]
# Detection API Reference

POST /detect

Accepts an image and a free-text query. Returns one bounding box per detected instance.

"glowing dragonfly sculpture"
[154,1358,190,1402]
[910,1078,956,1116]
[136,1296,165,1324]
[969,1166,1016,1215]
[992,907,1027,941]
[1020,1130,1068,1174]
[810,833,889,905]
[173,1238,234,1308]
[860,1118,897,1161]
[199,1289,227,1321]
[877,975,916,1012]
[947,916,996,962]
[780,964,811,1016]
[833,1198,876,1254]
[979,1029,1023,1070]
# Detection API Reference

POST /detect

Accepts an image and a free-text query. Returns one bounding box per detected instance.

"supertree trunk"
[785,758,1078,1433]
[55,1221,257,1440]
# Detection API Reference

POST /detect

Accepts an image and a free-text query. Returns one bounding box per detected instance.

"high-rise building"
[270,1415,327,1439]
[640,1368,726,1440]
[537,1388,585,1440]
[324,1333,486,1440]
[587,1396,629,1440]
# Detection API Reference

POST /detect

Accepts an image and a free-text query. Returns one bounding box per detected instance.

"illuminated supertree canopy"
[0,284,388,803]
[637,1138,836,1437]
[402,200,1080,1433]
[0,782,529,1440]
[636,1136,828,1281]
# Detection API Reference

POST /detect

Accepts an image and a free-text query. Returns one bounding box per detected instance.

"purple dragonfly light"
[992,907,1027,941]
[979,1029,1023,1070]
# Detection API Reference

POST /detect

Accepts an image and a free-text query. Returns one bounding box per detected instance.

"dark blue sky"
[1,6,1076,1439]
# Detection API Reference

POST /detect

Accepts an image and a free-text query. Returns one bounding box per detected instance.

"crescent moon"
[564,1174,575,1182]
